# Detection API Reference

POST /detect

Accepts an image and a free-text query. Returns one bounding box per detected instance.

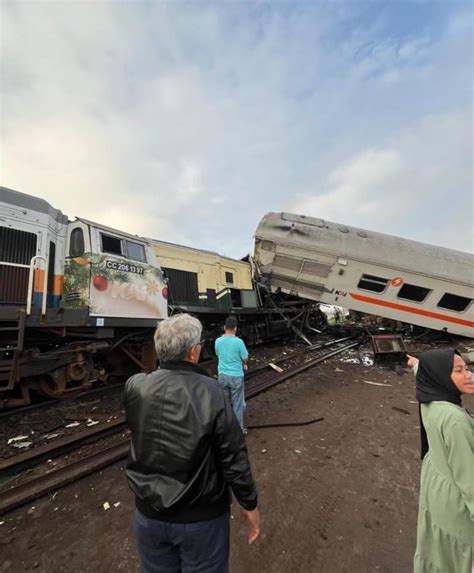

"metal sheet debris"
[7,436,29,445]
[362,380,392,387]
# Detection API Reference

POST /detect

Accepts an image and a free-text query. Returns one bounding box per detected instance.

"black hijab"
[415,348,462,460]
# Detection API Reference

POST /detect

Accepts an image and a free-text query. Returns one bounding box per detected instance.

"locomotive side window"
[101,234,122,256]
[397,283,431,303]
[70,228,85,257]
[125,240,146,262]
[225,271,234,284]
[357,274,389,293]
[437,293,472,312]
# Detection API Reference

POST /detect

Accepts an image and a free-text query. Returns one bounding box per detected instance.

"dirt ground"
[1,352,473,573]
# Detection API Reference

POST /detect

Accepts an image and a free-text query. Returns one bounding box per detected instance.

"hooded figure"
[413,348,474,573]
[415,348,462,459]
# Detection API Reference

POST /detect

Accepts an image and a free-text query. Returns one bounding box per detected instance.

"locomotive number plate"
[105,260,145,275]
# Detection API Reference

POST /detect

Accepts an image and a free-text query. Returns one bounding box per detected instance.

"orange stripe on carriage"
[349,293,474,329]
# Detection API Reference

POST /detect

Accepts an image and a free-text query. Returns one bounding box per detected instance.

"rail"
[0,339,359,515]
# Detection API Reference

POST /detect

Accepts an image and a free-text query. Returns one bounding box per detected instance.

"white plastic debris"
[65,422,80,428]
[294,449,302,454]
[45,433,60,440]
[334,368,344,372]
[103,502,110,511]
[12,441,33,449]
[7,435,29,445]
[0,521,4,525]
[269,363,283,373]
[87,420,100,427]
[261,449,267,454]
[363,380,392,387]
[113,502,121,508]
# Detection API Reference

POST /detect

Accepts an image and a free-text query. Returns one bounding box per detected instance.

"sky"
[1,1,473,258]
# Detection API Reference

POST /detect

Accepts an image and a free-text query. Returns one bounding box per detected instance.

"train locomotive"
[0,189,318,406]
[253,212,474,338]
[0,187,168,406]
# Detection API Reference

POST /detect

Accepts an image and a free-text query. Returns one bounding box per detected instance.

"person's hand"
[243,364,248,371]
[407,355,418,368]
[240,507,260,544]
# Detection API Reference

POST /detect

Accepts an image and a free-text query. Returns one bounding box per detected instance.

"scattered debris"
[269,363,284,373]
[65,422,81,428]
[261,449,267,454]
[334,368,344,372]
[44,433,61,440]
[362,380,392,387]
[294,449,302,454]
[12,441,33,449]
[103,502,110,511]
[113,502,121,508]
[392,406,411,415]
[7,435,29,445]
[86,420,100,427]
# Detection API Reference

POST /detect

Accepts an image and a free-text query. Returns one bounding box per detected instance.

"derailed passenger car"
[253,212,474,338]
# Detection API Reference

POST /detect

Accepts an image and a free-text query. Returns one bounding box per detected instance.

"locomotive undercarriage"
[0,307,158,408]
[0,297,328,407]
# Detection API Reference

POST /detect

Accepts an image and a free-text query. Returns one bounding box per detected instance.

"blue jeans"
[218,374,245,430]
[133,510,230,573]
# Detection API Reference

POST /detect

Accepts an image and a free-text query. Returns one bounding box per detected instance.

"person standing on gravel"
[124,314,260,573]
[409,349,474,573]
[215,315,249,431]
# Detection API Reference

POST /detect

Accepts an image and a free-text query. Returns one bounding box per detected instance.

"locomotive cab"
[64,219,168,321]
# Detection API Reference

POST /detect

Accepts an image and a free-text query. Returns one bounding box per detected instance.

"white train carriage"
[253,212,474,338]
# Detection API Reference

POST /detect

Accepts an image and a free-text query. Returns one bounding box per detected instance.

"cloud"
[0,2,472,258]
[288,107,473,253]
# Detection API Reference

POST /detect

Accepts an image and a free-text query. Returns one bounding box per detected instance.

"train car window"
[70,228,85,257]
[437,293,472,312]
[0,227,37,265]
[225,271,234,284]
[357,274,389,293]
[397,283,431,303]
[125,240,146,262]
[101,234,122,256]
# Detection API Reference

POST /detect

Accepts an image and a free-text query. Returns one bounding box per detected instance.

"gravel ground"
[1,338,473,572]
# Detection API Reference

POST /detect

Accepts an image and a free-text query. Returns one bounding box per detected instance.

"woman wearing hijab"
[410,348,474,573]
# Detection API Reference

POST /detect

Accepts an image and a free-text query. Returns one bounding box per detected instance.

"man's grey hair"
[154,314,202,363]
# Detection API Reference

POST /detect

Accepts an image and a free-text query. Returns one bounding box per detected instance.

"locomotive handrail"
[26,255,49,316]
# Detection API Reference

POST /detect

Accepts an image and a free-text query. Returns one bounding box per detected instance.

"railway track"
[0,338,359,515]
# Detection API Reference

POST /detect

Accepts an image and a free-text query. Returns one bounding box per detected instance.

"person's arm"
[240,339,249,371]
[211,389,260,543]
[407,355,419,375]
[444,416,474,520]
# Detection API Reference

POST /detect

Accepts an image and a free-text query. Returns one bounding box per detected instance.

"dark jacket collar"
[160,360,210,378]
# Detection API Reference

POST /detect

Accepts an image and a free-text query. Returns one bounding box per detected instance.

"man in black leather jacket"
[124,313,260,573]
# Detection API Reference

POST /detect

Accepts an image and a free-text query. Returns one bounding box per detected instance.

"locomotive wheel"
[38,364,91,399]
[38,377,84,399]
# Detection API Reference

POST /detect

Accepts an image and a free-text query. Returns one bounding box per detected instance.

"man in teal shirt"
[215,316,249,431]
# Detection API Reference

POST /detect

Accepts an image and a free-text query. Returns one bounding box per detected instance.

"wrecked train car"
[149,238,316,346]
[253,212,474,338]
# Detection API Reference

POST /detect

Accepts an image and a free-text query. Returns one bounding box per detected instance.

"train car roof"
[149,238,249,266]
[75,217,150,244]
[0,186,68,224]
[256,212,474,286]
